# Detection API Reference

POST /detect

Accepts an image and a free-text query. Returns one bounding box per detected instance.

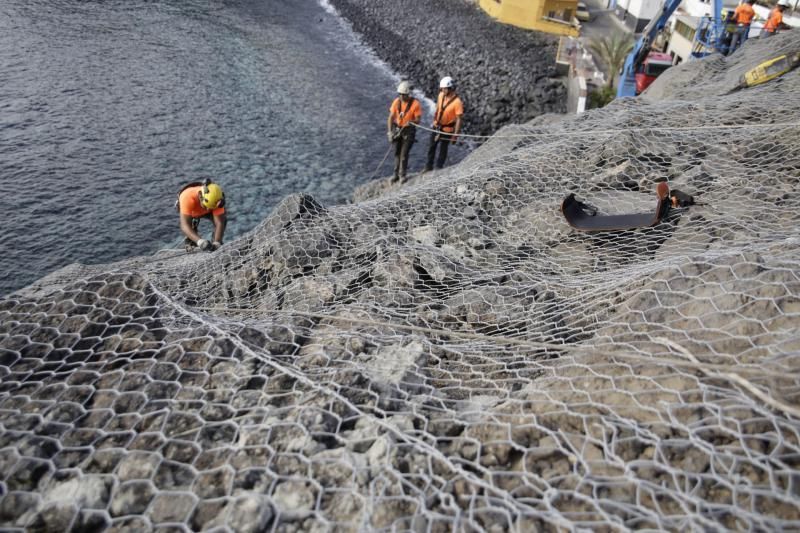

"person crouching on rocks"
[387,80,422,183]
[424,76,464,173]
[177,178,226,252]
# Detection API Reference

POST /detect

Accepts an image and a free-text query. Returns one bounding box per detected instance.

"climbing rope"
[369,143,395,181]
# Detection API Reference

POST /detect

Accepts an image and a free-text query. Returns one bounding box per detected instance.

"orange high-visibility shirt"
[733,3,755,25]
[389,97,422,128]
[764,8,783,31]
[433,92,464,133]
[179,186,226,218]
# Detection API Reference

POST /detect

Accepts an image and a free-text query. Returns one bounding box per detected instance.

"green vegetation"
[588,32,635,89]
[588,86,617,109]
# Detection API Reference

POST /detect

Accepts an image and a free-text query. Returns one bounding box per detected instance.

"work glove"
[196,239,212,251]
[212,241,222,251]
[387,131,395,143]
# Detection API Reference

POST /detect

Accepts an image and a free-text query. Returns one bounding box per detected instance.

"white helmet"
[397,81,411,95]
[777,0,789,6]
[439,76,455,89]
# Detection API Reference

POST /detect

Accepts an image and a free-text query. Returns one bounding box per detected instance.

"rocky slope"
[327,0,566,135]
[2,30,800,532]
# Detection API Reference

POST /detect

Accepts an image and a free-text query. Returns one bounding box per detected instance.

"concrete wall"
[681,0,739,17]
[666,27,694,64]
[559,37,599,114]
[627,0,661,20]
[567,73,588,114]
[615,0,660,32]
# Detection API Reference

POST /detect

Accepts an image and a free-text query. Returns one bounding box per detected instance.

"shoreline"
[326,0,567,136]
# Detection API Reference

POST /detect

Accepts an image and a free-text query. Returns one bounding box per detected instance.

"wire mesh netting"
[2,33,800,531]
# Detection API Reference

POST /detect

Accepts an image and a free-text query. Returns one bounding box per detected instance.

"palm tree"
[588,32,635,89]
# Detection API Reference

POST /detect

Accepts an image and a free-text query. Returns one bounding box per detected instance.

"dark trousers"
[728,24,749,54]
[392,129,415,181]
[425,131,453,171]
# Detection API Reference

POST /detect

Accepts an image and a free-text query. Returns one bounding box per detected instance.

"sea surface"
[0,0,460,296]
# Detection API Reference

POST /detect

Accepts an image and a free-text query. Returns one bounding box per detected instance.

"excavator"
[617,0,725,97]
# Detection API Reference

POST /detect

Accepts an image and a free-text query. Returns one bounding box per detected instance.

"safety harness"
[435,93,459,132]
[392,97,417,141]
[394,97,415,126]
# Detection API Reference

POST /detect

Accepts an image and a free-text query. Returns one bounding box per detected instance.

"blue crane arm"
[616,0,686,97]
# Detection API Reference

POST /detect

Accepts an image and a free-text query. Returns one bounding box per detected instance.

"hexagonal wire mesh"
[2,32,800,532]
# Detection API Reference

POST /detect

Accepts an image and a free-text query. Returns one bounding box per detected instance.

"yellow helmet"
[199,181,225,209]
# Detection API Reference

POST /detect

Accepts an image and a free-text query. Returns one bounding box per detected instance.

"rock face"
[3,30,800,533]
[327,0,566,135]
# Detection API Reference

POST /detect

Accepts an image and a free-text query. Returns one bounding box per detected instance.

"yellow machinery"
[479,0,580,37]
[738,52,800,89]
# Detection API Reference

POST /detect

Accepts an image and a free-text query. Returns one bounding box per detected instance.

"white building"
[614,0,663,31]
[664,14,702,65]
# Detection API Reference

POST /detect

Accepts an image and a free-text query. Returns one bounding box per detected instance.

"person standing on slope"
[728,0,756,54]
[424,76,464,172]
[387,80,422,183]
[761,0,790,38]
[177,179,227,252]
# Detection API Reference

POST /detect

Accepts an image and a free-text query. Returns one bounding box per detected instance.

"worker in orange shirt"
[728,0,756,54]
[387,80,423,183]
[177,179,226,252]
[761,0,790,38]
[424,76,464,172]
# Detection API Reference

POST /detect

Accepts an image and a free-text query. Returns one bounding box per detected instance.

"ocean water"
[0,0,458,296]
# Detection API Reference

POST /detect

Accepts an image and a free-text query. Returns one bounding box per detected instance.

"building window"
[674,20,696,41]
